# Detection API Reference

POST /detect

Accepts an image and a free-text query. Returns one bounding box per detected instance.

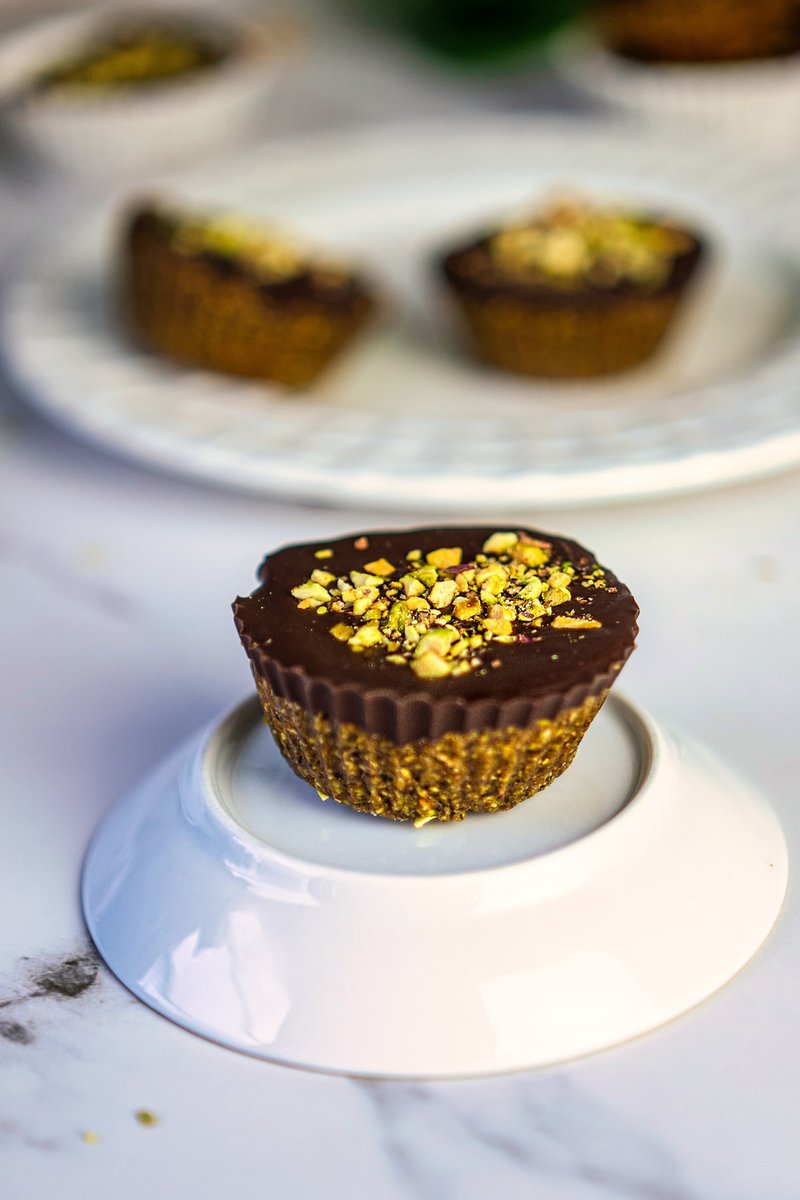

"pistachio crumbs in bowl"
[233,528,639,823]
[439,195,705,378]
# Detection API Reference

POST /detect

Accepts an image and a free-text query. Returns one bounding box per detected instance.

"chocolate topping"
[234,528,638,744]
[126,207,375,315]
[441,215,704,306]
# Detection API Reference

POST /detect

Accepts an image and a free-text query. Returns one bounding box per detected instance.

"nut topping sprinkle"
[290,532,606,680]
[485,197,695,291]
[170,212,351,286]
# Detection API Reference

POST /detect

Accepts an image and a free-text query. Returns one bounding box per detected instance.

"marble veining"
[0,529,141,624]
[355,1076,697,1200]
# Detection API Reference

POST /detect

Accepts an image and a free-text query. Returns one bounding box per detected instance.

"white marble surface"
[2,4,800,1198]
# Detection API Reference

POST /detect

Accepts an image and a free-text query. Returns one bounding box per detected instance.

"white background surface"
[2,2,800,1197]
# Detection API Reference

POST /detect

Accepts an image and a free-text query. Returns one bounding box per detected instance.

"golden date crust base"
[255,675,609,822]
[449,289,688,379]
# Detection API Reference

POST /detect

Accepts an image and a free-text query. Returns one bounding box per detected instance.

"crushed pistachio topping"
[37,26,226,92]
[291,532,607,680]
[486,197,694,290]
[170,212,350,285]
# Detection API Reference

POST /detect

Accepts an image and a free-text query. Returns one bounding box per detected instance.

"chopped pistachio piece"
[411,651,453,679]
[310,568,336,587]
[543,586,571,607]
[314,548,334,559]
[454,593,482,620]
[291,581,331,605]
[330,623,353,641]
[352,585,380,616]
[547,569,573,590]
[552,616,602,629]
[363,557,395,577]
[387,600,411,630]
[513,543,550,568]
[348,624,383,649]
[415,627,457,658]
[483,604,515,637]
[426,547,462,569]
[400,574,425,598]
[350,570,383,588]
[412,565,438,589]
[519,578,543,600]
[428,579,457,609]
[482,531,518,554]
[414,813,437,828]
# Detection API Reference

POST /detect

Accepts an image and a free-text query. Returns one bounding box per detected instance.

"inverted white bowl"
[82,693,787,1077]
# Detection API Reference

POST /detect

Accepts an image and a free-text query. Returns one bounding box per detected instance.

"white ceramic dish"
[6,118,800,511]
[553,29,800,158]
[0,4,285,177]
[82,693,787,1078]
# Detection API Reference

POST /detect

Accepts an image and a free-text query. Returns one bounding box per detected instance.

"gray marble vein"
[0,529,142,624]
[354,1075,698,1200]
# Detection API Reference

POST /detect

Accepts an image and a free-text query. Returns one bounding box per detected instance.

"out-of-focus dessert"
[122,203,378,388]
[590,0,800,64]
[439,196,704,378]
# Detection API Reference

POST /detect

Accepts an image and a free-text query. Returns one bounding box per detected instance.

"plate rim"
[5,113,800,512]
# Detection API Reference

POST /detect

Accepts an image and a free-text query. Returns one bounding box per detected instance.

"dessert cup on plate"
[589,0,800,63]
[438,197,704,378]
[123,203,378,387]
[234,527,639,822]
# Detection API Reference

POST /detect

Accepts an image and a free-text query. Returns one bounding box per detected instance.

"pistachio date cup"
[122,203,378,388]
[439,196,705,378]
[233,528,639,824]
[590,0,800,64]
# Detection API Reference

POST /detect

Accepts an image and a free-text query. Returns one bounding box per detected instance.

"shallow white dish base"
[7,120,800,511]
[82,693,787,1078]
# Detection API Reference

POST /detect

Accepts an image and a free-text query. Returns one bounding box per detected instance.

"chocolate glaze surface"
[126,208,375,315]
[234,528,639,743]
[440,229,704,307]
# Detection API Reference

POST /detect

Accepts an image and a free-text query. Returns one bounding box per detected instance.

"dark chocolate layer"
[126,207,375,316]
[440,228,704,308]
[234,528,638,743]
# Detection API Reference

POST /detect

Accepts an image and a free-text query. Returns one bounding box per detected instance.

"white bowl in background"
[0,4,294,177]
[553,28,800,159]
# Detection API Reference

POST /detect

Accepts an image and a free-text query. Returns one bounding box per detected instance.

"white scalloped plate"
[5,118,800,511]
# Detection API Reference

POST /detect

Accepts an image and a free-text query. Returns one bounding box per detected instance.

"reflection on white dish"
[82,693,787,1077]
